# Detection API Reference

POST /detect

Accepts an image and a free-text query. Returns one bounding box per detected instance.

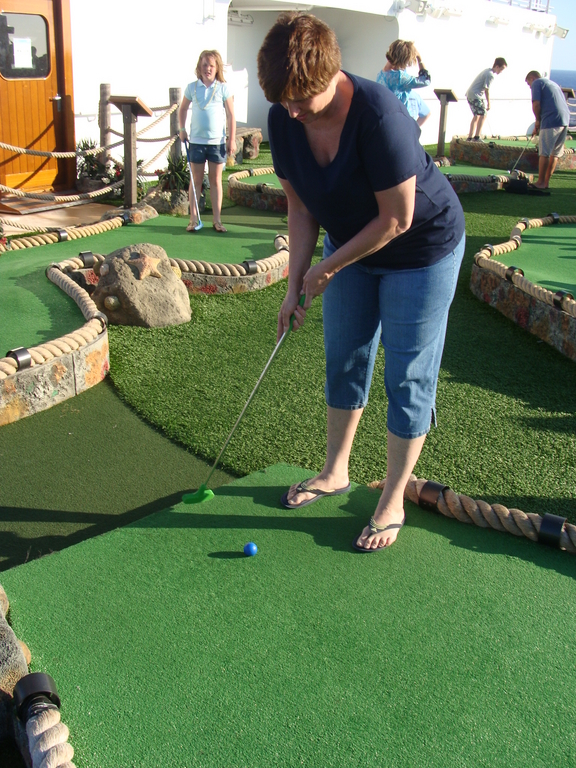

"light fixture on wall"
[554,25,569,39]
[523,21,555,37]
[228,9,254,26]
[487,16,510,26]
[395,0,462,18]
[203,0,216,21]
[230,4,313,10]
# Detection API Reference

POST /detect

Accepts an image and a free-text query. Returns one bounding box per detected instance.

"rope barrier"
[0,216,124,254]
[368,474,576,554]
[0,216,54,233]
[140,136,178,173]
[0,129,176,204]
[172,233,289,278]
[0,179,124,203]
[25,708,76,768]
[0,247,108,380]
[0,104,178,162]
[473,214,576,318]
[137,136,172,143]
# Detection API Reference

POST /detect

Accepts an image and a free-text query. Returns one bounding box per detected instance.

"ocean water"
[550,69,576,127]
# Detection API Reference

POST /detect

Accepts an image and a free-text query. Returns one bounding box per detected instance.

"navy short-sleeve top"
[268,72,465,269]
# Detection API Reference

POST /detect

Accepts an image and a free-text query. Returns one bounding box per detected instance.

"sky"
[550,0,576,70]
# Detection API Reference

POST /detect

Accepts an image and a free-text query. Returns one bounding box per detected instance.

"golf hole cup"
[244,542,258,557]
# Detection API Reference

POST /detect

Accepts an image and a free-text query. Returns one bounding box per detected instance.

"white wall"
[228,8,400,140]
[68,0,559,171]
[70,0,232,169]
[395,2,558,144]
[229,0,558,145]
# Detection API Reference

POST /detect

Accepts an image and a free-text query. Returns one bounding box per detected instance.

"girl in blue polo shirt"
[178,50,236,232]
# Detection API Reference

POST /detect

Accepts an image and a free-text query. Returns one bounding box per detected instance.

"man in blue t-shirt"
[525,70,570,189]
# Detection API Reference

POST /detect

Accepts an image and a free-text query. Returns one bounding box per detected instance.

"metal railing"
[487,0,553,12]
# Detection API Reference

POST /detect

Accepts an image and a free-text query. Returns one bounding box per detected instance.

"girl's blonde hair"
[385,40,419,70]
[196,50,226,82]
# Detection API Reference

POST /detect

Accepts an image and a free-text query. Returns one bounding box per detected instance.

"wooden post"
[99,83,111,172]
[108,96,153,209]
[122,105,138,208]
[170,87,181,163]
[434,89,458,158]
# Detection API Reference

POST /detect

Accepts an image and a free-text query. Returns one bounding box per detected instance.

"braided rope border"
[0,231,290,381]
[0,216,125,254]
[228,166,514,204]
[452,135,576,155]
[227,167,287,204]
[170,233,289,279]
[368,474,576,554]
[0,104,178,160]
[473,214,576,319]
[0,107,178,204]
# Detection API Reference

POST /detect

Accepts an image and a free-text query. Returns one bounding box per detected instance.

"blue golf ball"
[244,542,258,557]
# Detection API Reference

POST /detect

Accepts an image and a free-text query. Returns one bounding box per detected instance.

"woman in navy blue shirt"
[257,13,465,552]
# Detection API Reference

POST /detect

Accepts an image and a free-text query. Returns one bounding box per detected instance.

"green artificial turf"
[0,207,287,352]
[438,163,514,177]
[2,463,575,768]
[490,137,576,149]
[0,245,86,353]
[107,166,576,523]
[507,222,576,294]
[233,164,517,185]
[0,379,233,571]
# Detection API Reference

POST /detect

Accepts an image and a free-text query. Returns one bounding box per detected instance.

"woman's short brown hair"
[195,50,226,83]
[257,12,341,103]
[385,40,418,70]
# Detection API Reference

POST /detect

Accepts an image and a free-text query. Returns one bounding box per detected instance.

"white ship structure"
[70,0,569,157]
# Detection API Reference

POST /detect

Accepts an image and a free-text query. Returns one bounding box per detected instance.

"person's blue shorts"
[189,142,226,165]
[322,232,466,439]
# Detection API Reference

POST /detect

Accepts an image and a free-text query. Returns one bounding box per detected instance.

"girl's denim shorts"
[189,142,226,165]
[322,232,465,439]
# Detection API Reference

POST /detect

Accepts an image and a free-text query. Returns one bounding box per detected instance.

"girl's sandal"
[213,221,227,233]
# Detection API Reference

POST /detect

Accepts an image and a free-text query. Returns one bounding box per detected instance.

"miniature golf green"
[0,207,287,353]
[2,463,576,768]
[437,163,513,177]
[1,152,576,766]
[488,137,576,149]
[507,222,576,295]
[236,165,516,187]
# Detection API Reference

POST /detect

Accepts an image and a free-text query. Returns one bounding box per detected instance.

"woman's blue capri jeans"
[322,232,465,439]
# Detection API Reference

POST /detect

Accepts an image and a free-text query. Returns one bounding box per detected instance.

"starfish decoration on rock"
[129,253,163,280]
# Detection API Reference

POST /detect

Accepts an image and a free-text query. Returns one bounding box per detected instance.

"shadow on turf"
[131,483,575,579]
[442,235,576,418]
[0,491,193,572]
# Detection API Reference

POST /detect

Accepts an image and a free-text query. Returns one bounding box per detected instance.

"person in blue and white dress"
[178,50,236,232]
[376,40,430,115]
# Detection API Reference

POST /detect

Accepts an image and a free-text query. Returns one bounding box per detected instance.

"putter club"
[183,295,307,504]
[508,135,533,177]
[183,138,203,231]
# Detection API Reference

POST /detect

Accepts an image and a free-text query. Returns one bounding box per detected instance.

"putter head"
[194,220,203,231]
[182,484,214,504]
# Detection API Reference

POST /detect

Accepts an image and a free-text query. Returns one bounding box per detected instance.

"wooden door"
[0,0,75,192]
